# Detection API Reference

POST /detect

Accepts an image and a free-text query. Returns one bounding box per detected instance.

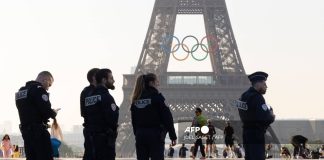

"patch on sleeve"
[85,95,101,107]
[111,103,117,111]
[42,94,49,101]
[235,100,248,111]
[261,104,268,111]
[15,89,28,100]
[134,99,151,109]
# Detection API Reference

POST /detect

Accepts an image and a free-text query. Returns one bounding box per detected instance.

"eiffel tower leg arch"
[115,0,280,157]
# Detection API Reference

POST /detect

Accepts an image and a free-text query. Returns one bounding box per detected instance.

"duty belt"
[19,123,49,129]
[84,127,115,134]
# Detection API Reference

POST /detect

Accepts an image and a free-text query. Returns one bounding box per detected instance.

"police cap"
[248,71,268,83]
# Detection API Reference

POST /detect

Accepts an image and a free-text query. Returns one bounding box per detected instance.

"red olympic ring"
[200,35,219,53]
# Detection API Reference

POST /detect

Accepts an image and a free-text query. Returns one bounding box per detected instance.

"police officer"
[81,68,99,118]
[83,68,119,160]
[131,73,177,160]
[15,71,59,160]
[236,71,275,160]
[80,68,99,160]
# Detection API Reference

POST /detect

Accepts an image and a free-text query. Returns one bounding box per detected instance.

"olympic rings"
[200,35,218,53]
[181,35,199,53]
[161,35,180,53]
[191,43,209,61]
[160,35,219,61]
[171,43,190,61]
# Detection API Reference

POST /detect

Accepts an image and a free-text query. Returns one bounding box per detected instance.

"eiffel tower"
[116,0,279,157]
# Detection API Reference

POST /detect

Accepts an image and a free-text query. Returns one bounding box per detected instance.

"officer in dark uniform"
[83,68,119,160]
[80,68,99,160]
[236,71,275,160]
[15,71,58,160]
[81,68,99,118]
[131,73,177,160]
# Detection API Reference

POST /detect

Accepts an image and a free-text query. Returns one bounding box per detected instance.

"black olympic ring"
[160,35,219,61]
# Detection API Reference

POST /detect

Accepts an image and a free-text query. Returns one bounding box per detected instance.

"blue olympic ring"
[160,35,219,61]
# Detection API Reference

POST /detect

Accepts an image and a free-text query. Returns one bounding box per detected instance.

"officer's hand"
[171,140,176,146]
[47,124,51,128]
[54,108,61,114]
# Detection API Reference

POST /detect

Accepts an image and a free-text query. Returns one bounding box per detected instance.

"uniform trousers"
[83,128,116,160]
[135,128,165,160]
[20,124,53,160]
[243,128,266,160]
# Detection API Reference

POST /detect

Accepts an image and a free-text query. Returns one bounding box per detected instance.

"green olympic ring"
[191,43,209,61]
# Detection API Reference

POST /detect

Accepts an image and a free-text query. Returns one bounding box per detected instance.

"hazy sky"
[1,0,324,133]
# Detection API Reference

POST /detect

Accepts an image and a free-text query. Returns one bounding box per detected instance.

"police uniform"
[83,85,119,160]
[236,72,275,160]
[15,81,57,160]
[80,84,96,118]
[131,86,177,160]
[80,84,95,160]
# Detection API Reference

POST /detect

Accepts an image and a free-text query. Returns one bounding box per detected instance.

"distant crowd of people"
[278,135,324,159]
[0,134,21,158]
[0,131,63,159]
[165,112,245,159]
[167,143,245,159]
[166,141,324,159]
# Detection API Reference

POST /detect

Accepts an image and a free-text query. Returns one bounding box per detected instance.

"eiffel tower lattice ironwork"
[116,0,279,157]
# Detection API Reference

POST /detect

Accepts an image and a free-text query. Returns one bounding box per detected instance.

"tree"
[59,141,74,157]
